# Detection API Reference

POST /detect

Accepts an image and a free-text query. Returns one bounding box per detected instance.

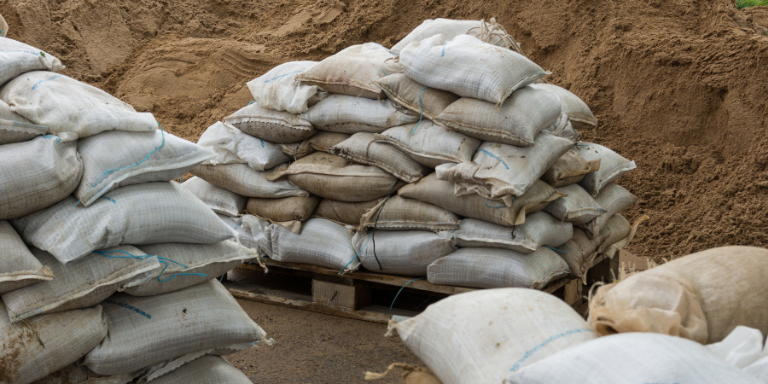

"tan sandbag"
[301,94,417,134]
[578,183,638,238]
[601,214,647,259]
[245,195,321,233]
[453,212,573,254]
[374,74,460,121]
[359,196,459,232]
[530,83,598,130]
[398,174,563,227]
[191,163,308,198]
[574,142,636,196]
[541,149,601,187]
[223,102,315,144]
[312,198,382,226]
[276,132,350,159]
[330,132,430,182]
[589,246,768,344]
[267,152,403,202]
[543,184,607,225]
[561,228,610,284]
[375,121,481,168]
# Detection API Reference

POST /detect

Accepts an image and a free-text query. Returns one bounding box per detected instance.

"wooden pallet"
[226,253,618,324]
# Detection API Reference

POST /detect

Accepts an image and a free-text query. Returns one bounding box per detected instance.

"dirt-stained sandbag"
[269,218,360,273]
[0,220,53,294]
[224,102,315,144]
[150,356,253,384]
[353,230,454,276]
[589,246,768,344]
[247,61,327,114]
[277,132,350,159]
[301,95,418,134]
[375,121,481,168]
[561,228,610,283]
[530,83,598,130]
[541,149,600,188]
[374,74,460,121]
[312,198,383,226]
[0,99,47,145]
[544,184,607,225]
[454,212,573,254]
[218,214,271,256]
[245,195,321,233]
[578,183,637,238]
[359,196,460,232]
[601,214,645,259]
[0,37,64,86]
[574,142,636,196]
[196,121,289,171]
[330,132,429,182]
[182,176,246,217]
[191,163,308,198]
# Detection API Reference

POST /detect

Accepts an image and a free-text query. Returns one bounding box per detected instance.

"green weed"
[737,0,768,10]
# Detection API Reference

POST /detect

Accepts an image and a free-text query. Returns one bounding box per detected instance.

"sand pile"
[2,0,767,261]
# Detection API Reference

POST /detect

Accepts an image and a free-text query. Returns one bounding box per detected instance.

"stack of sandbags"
[0,35,267,384]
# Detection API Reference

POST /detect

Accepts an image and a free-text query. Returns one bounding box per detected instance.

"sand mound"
[2,0,767,261]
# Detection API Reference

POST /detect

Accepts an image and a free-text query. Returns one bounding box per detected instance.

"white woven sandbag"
[358,196,460,232]
[0,305,107,384]
[12,182,237,264]
[246,195,321,233]
[83,280,267,376]
[247,61,327,114]
[399,34,547,104]
[0,220,53,294]
[353,230,454,276]
[267,152,402,202]
[390,19,491,55]
[530,83,597,130]
[374,73,460,121]
[270,218,360,272]
[435,87,562,146]
[151,356,252,384]
[574,142,636,196]
[1,72,158,137]
[0,133,82,220]
[181,176,246,217]
[454,212,573,254]
[295,43,395,99]
[191,163,308,198]
[375,121,481,168]
[301,95,418,134]
[218,214,271,256]
[0,37,64,86]
[390,288,595,384]
[224,102,315,144]
[330,132,429,182]
[427,247,570,289]
[578,183,637,238]
[561,228,610,283]
[312,198,383,226]
[76,130,214,207]
[544,184,607,225]
[0,99,48,145]
[197,121,288,171]
[399,174,563,226]
[276,131,350,159]
[438,134,574,204]
[123,241,253,296]
[2,246,160,322]
[506,333,764,384]
[0,14,6,37]
[541,149,600,187]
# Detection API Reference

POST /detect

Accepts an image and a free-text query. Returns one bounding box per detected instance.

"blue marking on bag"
[485,199,507,209]
[264,70,303,83]
[31,74,62,90]
[41,135,61,143]
[441,43,447,57]
[105,300,151,319]
[509,328,594,372]
[479,149,510,170]
[100,196,117,204]
[545,244,569,254]
[410,86,429,136]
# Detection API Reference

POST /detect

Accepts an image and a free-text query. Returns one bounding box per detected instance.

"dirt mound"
[2,0,768,261]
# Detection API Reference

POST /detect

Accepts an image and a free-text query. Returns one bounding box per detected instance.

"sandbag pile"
[0,34,267,384]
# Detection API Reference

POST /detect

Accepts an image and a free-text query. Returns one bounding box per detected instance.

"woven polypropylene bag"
[0,71,158,137]
[191,163,308,198]
[150,356,253,384]
[353,230,454,276]
[181,176,246,217]
[0,37,64,86]
[574,142,636,196]
[561,228,610,283]
[375,121,481,168]
[0,99,47,145]
[218,214,271,256]
[76,130,214,207]
[246,195,321,233]
[390,19,488,55]
[83,280,267,376]
[530,83,598,130]
[276,131,350,159]
[374,74,460,121]
[312,198,382,226]
[399,34,547,104]
[197,121,288,171]
[247,61,327,114]
[0,133,82,220]
[0,305,107,384]
[454,212,573,254]
[358,196,459,232]
[330,132,429,182]
[544,184,607,225]
[541,149,600,187]
[389,288,595,384]
[578,183,637,238]
[12,182,236,264]
[301,94,418,134]
[270,218,360,273]
[0,220,53,294]
[224,102,314,144]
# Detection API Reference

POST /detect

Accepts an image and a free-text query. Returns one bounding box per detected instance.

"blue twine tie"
[410,87,429,136]
[389,277,425,318]
[338,232,372,275]
[544,244,570,253]
[94,249,206,282]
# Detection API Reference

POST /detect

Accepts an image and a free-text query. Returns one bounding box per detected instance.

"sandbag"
[301,95,418,134]
[0,133,82,220]
[0,37,64,86]
[530,83,598,130]
[123,241,253,296]
[276,131,350,159]
[218,214,271,256]
[295,43,395,99]
[374,74,460,121]
[267,152,402,202]
[543,184,607,225]
[0,305,107,384]
[245,195,321,233]
[330,132,429,182]
[191,163,308,198]
[375,121,481,168]
[399,34,547,104]
[601,214,645,259]
[2,246,159,322]
[578,183,637,238]
[359,196,459,232]
[224,102,314,144]
[589,246,768,344]
[1,71,158,137]
[76,130,214,207]
[12,182,237,264]
[390,18,511,55]
[353,230,454,276]
[427,247,570,289]
[247,61,327,114]
[181,176,246,217]
[150,356,252,384]
[83,280,267,376]
[541,149,600,187]
[454,212,573,254]
[437,134,574,204]
[389,288,595,384]
[196,121,288,171]
[399,174,562,226]
[506,333,763,384]
[0,220,53,294]
[269,218,360,273]
[561,228,610,283]
[312,198,382,226]
[575,142,636,196]
[0,99,47,145]
[434,87,562,146]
